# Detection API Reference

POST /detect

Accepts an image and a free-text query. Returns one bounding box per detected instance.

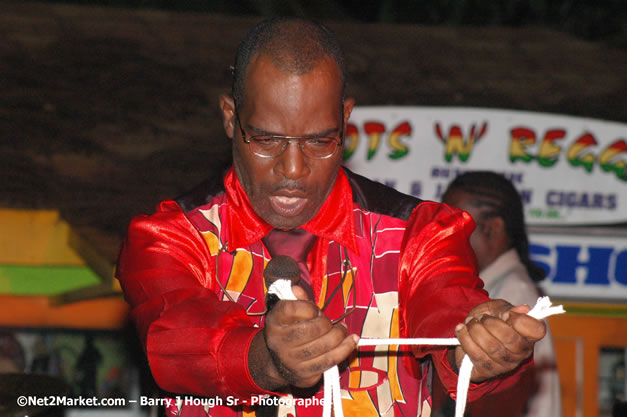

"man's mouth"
[268,195,308,218]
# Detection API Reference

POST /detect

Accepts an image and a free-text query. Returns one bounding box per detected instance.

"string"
[267,280,565,417]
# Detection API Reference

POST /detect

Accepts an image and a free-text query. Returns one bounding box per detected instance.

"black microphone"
[263,255,301,312]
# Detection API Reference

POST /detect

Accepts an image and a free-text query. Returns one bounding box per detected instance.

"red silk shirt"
[116,167,522,417]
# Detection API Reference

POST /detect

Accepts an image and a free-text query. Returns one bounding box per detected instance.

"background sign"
[531,231,627,301]
[344,107,626,225]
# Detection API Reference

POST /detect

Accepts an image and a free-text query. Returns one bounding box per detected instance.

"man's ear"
[343,97,355,127]
[219,94,236,139]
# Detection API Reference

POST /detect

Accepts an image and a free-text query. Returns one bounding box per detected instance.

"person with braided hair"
[442,171,562,417]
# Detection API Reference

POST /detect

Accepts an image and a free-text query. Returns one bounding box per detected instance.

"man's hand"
[451,299,546,382]
[248,286,359,391]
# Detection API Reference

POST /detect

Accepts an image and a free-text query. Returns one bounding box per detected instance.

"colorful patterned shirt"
[117,167,515,417]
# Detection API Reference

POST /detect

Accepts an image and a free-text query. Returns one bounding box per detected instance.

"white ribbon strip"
[268,279,343,417]
[528,296,566,320]
[454,355,474,417]
[266,279,564,417]
[267,279,298,300]
[358,337,460,346]
[322,365,332,417]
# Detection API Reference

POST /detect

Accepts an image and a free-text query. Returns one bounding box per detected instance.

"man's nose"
[274,141,310,179]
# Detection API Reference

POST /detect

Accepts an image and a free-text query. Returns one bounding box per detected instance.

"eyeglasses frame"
[232,99,346,160]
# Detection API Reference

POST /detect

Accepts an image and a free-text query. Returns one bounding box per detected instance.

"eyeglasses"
[233,103,344,159]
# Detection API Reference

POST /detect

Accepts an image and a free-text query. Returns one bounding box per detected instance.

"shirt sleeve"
[116,200,273,400]
[398,201,528,401]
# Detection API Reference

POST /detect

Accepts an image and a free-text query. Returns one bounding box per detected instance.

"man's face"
[220,55,354,230]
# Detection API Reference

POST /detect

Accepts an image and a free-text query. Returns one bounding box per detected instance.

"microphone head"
[263,256,301,313]
[263,255,301,287]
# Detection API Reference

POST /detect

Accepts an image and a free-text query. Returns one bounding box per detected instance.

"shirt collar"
[479,248,521,284]
[224,167,358,254]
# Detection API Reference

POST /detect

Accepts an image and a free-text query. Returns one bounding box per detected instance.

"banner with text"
[531,231,627,301]
[343,107,626,225]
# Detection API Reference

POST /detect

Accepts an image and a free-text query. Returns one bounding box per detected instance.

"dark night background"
[2,0,626,263]
[35,0,627,49]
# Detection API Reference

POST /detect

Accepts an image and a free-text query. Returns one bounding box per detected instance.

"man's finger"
[464,299,512,324]
[509,304,531,315]
[478,315,531,361]
[288,323,349,361]
[269,299,319,325]
[267,314,333,347]
[505,311,546,343]
[291,333,359,386]
[456,320,516,381]
[291,285,311,301]
[465,318,511,371]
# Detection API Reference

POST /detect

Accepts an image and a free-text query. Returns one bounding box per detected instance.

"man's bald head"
[231,17,347,109]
